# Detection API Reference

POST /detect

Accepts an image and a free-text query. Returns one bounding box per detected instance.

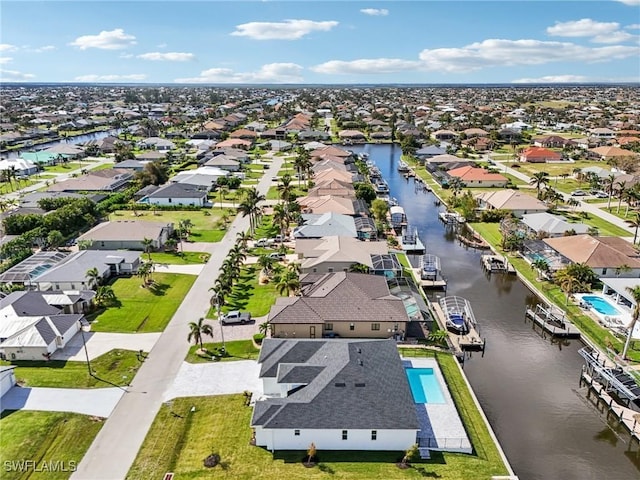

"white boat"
[375,180,389,194]
[439,296,477,334]
[420,254,441,281]
[397,160,410,172]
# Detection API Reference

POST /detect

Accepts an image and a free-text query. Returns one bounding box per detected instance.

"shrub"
[253,333,265,345]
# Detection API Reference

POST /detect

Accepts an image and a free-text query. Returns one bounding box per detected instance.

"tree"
[305,442,317,466]
[531,258,549,281]
[277,174,294,203]
[354,182,377,203]
[47,230,64,250]
[627,211,640,244]
[188,317,213,351]
[257,254,276,277]
[622,286,640,359]
[529,172,549,199]
[238,187,265,234]
[370,198,389,224]
[603,174,616,210]
[274,268,300,297]
[141,237,154,261]
[349,263,370,273]
[137,261,154,286]
[259,321,270,336]
[94,285,116,307]
[400,444,419,467]
[448,177,464,197]
[85,267,101,289]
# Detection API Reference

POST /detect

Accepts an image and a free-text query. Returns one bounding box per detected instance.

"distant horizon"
[2,1,639,84]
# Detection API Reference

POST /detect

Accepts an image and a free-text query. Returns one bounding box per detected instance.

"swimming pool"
[581,295,621,316]
[405,368,446,404]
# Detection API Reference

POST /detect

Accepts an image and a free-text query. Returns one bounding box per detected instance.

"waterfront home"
[533,135,577,148]
[446,166,509,188]
[520,212,590,238]
[295,236,388,273]
[297,195,356,215]
[475,190,548,218]
[587,146,638,162]
[251,338,419,451]
[415,145,446,162]
[139,137,175,151]
[77,220,173,251]
[267,272,410,339]
[306,178,355,198]
[170,166,229,190]
[0,157,38,177]
[542,235,640,278]
[293,212,357,239]
[519,147,562,163]
[338,130,366,142]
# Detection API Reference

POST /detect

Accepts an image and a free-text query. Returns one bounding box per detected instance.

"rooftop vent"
[356,347,361,354]
[355,383,365,387]
[357,359,363,366]
[334,382,346,387]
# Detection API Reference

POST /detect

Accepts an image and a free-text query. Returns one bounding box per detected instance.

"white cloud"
[175,62,304,83]
[35,45,56,52]
[512,75,588,84]
[74,74,147,82]
[0,57,12,64]
[156,43,167,48]
[547,19,619,37]
[418,39,640,72]
[69,29,136,50]
[120,53,134,59]
[615,0,640,5]
[231,19,338,40]
[627,24,640,30]
[360,8,389,16]
[137,52,195,61]
[592,30,637,43]
[0,44,17,52]
[311,58,421,75]
[0,69,35,81]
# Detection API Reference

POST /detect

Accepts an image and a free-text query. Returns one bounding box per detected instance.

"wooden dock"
[432,303,485,354]
[525,306,581,338]
[481,254,516,274]
[411,267,447,290]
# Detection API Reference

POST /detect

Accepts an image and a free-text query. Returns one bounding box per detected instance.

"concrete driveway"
[51,332,161,361]
[1,386,125,417]
[163,360,262,401]
[203,317,263,342]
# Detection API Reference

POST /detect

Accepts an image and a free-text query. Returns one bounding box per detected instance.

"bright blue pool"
[405,368,446,404]
[581,295,621,316]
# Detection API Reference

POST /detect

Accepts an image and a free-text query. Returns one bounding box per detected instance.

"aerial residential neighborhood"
[1,2,640,479]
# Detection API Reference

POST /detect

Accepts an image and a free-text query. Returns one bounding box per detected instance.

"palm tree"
[529,172,549,199]
[94,285,116,307]
[554,269,579,305]
[257,254,276,277]
[448,177,464,197]
[627,211,640,244]
[187,317,213,352]
[235,231,252,250]
[137,261,153,286]
[622,286,640,359]
[530,258,549,281]
[272,203,289,239]
[274,269,300,297]
[293,148,312,187]
[259,321,270,336]
[141,237,154,261]
[85,267,101,289]
[603,174,616,210]
[238,187,265,234]
[615,180,628,214]
[277,174,294,203]
[218,185,229,209]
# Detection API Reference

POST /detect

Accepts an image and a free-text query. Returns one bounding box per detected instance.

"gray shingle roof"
[251,338,419,430]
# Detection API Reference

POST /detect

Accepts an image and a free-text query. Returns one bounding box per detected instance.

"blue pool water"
[405,368,446,404]
[581,295,621,316]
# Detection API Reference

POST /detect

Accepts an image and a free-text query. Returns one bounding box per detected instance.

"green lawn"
[149,251,210,265]
[88,162,115,172]
[186,340,260,363]
[513,160,601,177]
[42,162,86,173]
[252,215,280,239]
[110,209,234,243]
[266,185,305,201]
[561,211,631,237]
[128,387,507,480]
[206,265,278,318]
[90,273,196,332]
[0,410,103,480]
[0,349,141,388]
[0,180,36,194]
[468,223,503,248]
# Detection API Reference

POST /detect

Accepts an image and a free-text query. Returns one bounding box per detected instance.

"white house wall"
[254,427,417,451]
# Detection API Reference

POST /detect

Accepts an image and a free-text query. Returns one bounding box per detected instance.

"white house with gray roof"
[140,182,208,207]
[521,213,590,238]
[293,212,357,239]
[251,338,419,451]
[78,220,173,251]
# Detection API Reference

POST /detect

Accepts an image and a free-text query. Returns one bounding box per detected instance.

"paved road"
[2,386,125,417]
[72,155,285,480]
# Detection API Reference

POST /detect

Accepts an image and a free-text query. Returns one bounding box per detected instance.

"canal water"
[3,129,120,160]
[351,144,639,480]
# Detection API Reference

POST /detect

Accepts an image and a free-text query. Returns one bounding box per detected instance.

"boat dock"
[481,254,516,274]
[439,211,465,225]
[525,304,581,338]
[398,226,425,254]
[432,301,485,355]
[416,274,448,290]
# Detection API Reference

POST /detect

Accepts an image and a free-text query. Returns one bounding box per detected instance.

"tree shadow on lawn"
[147,282,169,296]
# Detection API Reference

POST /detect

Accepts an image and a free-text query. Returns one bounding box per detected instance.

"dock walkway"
[525,305,581,338]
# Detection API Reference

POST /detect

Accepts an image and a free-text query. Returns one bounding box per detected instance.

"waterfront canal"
[351,143,639,480]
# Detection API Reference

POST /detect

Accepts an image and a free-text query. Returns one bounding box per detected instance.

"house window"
[342,430,348,440]
[168,198,172,203]
[371,430,377,441]
[371,323,380,331]
[602,268,607,275]
[349,323,355,331]
[324,323,333,331]
[328,268,334,273]
[312,268,317,273]
[294,430,300,436]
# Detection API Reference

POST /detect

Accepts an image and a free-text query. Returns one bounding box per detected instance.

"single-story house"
[203,155,241,172]
[293,212,357,239]
[533,135,576,148]
[297,195,356,215]
[268,140,293,152]
[543,235,640,278]
[251,338,419,451]
[432,130,458,141]
[267,272,410,339]
[338,130,366,142]
[140,182,208,207]
[139,137,175,150]
[0,366,16,398]
[0,157,38,177]
[476,190,548,218]
[114,159,149,172]
[135,151,167,162]
[588,146,637,162]
[170,166,229,189]
[519,147,562,163]
[446,166,508,188]
[77,220,173,251]
[520,212,590,238]
[306,179,355,198]
[19,191,89,209]
[32,250,141,291]
[295,236,388,273]
[46,169,133,193]
[415,145,446,161]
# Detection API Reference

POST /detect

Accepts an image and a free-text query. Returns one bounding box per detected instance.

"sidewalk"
[72,155,285,480]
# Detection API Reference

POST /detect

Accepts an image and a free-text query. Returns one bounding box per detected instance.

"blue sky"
[1,1,639,84]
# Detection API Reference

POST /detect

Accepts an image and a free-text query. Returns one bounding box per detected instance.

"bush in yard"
[253,333,265,345]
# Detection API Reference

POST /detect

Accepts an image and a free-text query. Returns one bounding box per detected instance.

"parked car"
[221,311,252,325]
[273,234,289,243]
[594,191,609,198]
[255,238,271,247]
[268,252,286,261]
[571,190,587,196]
